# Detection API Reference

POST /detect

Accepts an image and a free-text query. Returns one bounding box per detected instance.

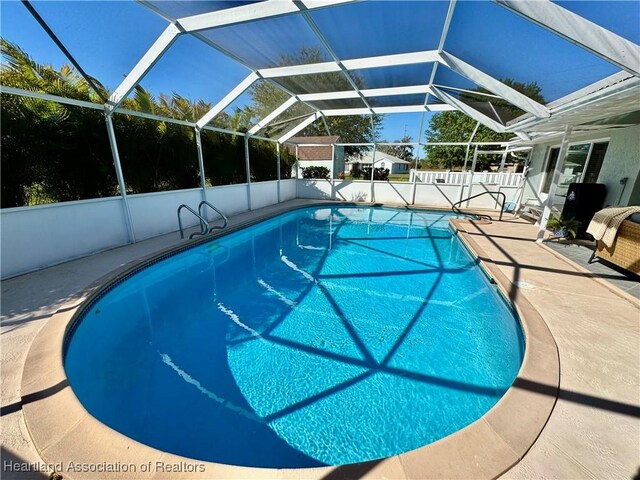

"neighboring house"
[516,74,640,209]
[346,151,410,175]
[287,136,345,178]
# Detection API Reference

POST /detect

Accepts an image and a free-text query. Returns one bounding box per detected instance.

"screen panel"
[309,1,449,60]
[445,1,620,102]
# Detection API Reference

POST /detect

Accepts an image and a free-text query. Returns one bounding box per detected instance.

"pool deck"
[452,217,639,479]
[1,199,638,479]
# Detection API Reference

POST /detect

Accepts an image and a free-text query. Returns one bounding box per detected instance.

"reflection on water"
[65,206,524,467]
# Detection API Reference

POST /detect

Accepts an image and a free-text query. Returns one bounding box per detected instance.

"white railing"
[409,170,525,187]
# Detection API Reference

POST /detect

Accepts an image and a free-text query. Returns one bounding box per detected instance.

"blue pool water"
[65,206,524,467]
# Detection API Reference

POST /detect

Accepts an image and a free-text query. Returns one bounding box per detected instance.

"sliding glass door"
[540,141,609,198]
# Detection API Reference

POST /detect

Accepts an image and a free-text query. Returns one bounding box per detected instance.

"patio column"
[104,113,136,243]
[536,125,573,242]
[244,134,252,211]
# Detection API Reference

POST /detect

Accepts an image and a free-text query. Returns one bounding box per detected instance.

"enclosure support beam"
[104,114,136,243]
[107,24,181,112]
[244,135,252,210]
[431,87,507,133]
[196,73,260,129]
[370,144,377,202]
[423,0,457,110]
[495,0,640,76]
[295,4,376,117]
[321,115,332,137]
[247,97,297,135]
[278,113,320,143]
[318,104,455,117]
[499,147,509,172]
[463,121,481,171]
[440,52,550,118]
[176,0,355,33]
[276,143,281,203]
[195,128,208,206]
[22,1,108,102]
[537,125,573,242]
[258,50,441,78]
[295,145,300,192]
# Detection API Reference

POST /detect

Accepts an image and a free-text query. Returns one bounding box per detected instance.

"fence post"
[104,113,136,243]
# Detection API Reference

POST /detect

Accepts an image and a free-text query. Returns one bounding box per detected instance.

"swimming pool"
[65,206,524,468]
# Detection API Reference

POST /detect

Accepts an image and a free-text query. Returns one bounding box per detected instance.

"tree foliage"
[301,166,330,180]
[378,135,415,162]
[0,39,294,207]
[424,79,544,170]
[361,167,390,181]
[242,47,383,158]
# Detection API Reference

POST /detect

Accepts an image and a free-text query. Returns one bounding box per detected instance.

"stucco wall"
[522,125,640,207]
[596,125,640,206]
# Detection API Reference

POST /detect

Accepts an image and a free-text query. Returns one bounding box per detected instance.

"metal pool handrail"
[177,204,209,239]
[452,191,506,221]
[198,201,228,233]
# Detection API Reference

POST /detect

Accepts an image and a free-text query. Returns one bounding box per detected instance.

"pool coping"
[21,202,560,480]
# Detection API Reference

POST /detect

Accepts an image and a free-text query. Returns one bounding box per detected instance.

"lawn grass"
[388,174,410,182]
[340,173,411,182]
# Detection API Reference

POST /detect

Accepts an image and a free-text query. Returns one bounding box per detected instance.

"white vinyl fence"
[297,169,525,210]
[410,170,525,187]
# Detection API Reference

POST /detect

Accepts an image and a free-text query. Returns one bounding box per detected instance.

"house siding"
[522,124,640,207]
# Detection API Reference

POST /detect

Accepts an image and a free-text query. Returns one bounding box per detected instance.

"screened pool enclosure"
[1,0,639,278]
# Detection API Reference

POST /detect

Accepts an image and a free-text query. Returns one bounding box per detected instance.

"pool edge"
[21,202,560,480]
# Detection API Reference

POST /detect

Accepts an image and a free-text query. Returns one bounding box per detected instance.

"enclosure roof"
[3,0,639,143]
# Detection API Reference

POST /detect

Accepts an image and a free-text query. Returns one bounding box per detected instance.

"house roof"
[288,136,340,145]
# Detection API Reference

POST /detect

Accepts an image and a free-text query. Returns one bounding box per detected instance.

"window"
[583,142,609,183]
[540,141,609,196]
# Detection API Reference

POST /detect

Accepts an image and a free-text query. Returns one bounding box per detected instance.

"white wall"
[129,188,203,241]
[250,180,279,210]
[371,182,414,204]
[298,179,334,200]
[1,181,270,279]
[596,125,640,206]
[0,197,129,278]
[205,183,249,217]
[280,179,297,202]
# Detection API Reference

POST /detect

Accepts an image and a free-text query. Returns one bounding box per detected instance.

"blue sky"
[1,0,638,146]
